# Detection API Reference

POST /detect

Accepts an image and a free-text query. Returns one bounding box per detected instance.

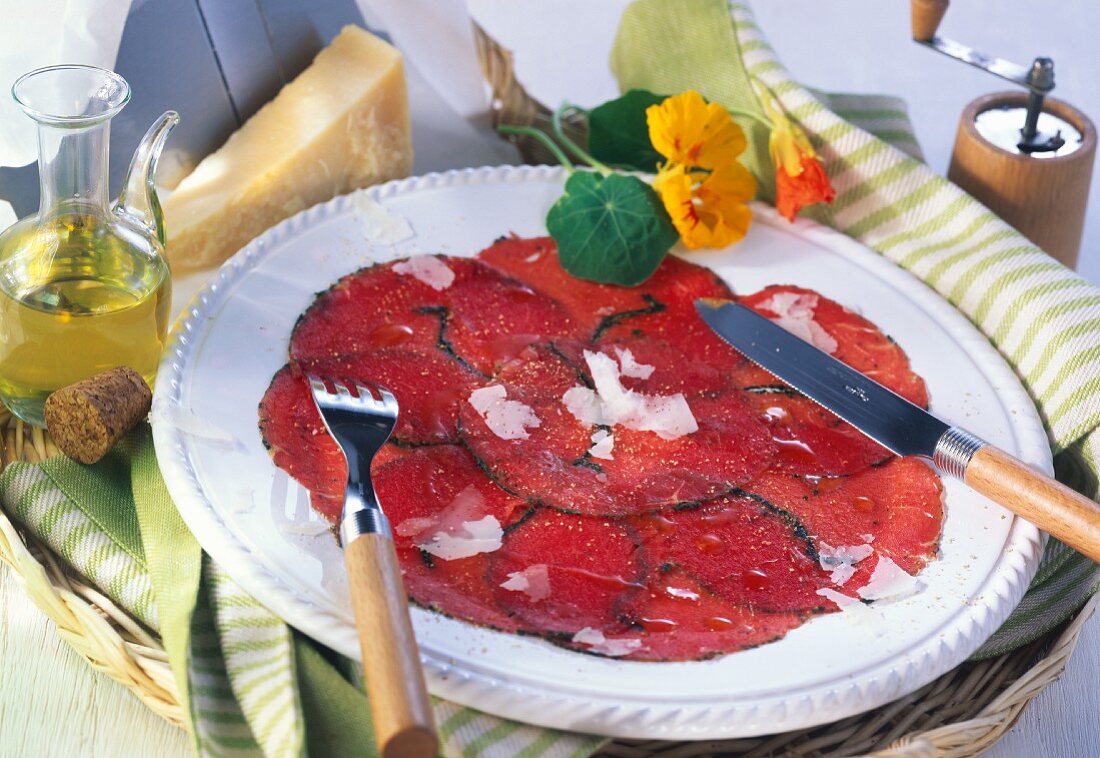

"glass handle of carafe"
[114,110,180,246]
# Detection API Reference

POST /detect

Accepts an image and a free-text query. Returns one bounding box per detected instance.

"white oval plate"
[154,166,1046,740]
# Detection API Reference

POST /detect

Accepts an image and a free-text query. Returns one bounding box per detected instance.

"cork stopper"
[44,367,153,465]
[911,0,949,41]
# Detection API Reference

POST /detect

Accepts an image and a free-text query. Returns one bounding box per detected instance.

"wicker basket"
[0,29,1094,757]
[0,413,1093,756]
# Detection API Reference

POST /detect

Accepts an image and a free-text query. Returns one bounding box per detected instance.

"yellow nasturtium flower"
[646,90,756,249]
[653,163,755,249]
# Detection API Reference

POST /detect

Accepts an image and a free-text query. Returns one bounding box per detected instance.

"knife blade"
[696,298,1100,562]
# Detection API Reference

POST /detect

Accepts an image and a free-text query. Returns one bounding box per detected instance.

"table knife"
[696,298,1100,563]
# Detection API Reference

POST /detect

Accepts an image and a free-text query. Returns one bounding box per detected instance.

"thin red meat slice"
[260,363,347,520]
[443,270,578,374]
[477,236,735,342]
[632,495,830,613]
[488,508,644,635]
[743,389,891,476]
[290,257,478,361]
[373,445,530,631]
[745,457,944,586]
[291,255,578,375]
[739,285,929,407]
[259,349,482,517]
[459,344,777,515]
[615,568,804,661]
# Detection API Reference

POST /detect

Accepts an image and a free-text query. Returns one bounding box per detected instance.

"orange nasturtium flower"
[646,91,756,249]
[763,95,836,221]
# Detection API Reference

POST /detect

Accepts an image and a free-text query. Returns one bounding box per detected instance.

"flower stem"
[726,106,773,129]
[553,102,613,175]
[498,125,574,171]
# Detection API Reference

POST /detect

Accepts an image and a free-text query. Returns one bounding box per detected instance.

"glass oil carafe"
[0,65,178,425]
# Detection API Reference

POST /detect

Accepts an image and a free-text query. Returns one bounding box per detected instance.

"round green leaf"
[546,171,678,287]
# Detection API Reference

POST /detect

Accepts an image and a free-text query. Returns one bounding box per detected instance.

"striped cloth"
[0,431,604,757]
[611,0,1100,657]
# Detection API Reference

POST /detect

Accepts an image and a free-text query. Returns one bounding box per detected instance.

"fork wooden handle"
[965,446,1100,563]
[345,534,438,758]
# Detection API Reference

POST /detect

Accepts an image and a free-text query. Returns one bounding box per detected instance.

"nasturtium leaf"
[546,171,679,287]
[587,89,667,173]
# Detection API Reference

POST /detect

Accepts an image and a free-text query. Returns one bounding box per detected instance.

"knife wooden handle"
[965,446,1100,563]
[345,534,438,758]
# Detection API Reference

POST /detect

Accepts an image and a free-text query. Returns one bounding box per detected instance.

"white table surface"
[2,2,1099,756]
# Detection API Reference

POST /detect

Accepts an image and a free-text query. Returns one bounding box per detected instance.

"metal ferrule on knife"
[932,427,987,480]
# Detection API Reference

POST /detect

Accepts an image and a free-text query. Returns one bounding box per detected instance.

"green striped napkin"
[611,0,1100,656]
[0,428,604,757]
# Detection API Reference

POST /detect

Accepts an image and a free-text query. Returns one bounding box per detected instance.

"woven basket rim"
[0,414,1095,756]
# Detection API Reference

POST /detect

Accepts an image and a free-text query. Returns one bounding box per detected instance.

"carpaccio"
[259,236,944,662]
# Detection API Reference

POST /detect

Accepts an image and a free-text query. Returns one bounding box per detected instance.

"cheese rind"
[164,25,413,270]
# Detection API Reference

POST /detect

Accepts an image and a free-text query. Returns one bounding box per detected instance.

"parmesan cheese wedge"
[163,25,413,270]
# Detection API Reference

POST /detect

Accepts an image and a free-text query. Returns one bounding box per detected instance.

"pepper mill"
[912,0,1096,269]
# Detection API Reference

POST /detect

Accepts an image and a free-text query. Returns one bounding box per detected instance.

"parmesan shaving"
[565,350,697,440]
[588,429,615,460]
[816,588,876,623]
[571,627,643,657]
[562,386,605,425]
[352,192,414,243]
[666,586,700,601]
[759,292,838,354]
[398,486,505,561]
[392,254,455,291]
[614,347,655,379]
[857,556,922,601]
[818,541,875,586]
[419,515,503,561]
[499,564,551,601]
[468,385,541,440]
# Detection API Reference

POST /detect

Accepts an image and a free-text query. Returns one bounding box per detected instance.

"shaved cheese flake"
[562,386,605,425]
[580,350,697,440]
[816,588,876,624]
[614,347,655,379]
[666,585,700,601]
[500,563,551,601]
[861,533,876,543]
[759,292,838,354]
[857,556,922,601]
[468,385,541,440]
[818,541,875,586]
[419,515,503,560]
[588,429,615,460]
[352,192,414,243]
[400,486,505,561]
[393,254,455,291]
[571,627,643,657]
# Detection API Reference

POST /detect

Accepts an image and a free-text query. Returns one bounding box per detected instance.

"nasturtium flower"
[646,90,748,170]
[654,163,756,249]
[645,90,755,250]
[764,96,836,221]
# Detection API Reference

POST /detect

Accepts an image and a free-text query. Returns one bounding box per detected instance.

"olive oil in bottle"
[1,65,179,425]
[0,211,171,425]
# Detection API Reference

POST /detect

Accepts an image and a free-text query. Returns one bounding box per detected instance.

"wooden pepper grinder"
[912,0,1096,269]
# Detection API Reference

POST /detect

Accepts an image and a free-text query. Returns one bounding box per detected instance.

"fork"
[308,376,438,758]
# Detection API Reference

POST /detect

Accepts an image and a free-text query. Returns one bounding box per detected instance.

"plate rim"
[153,164,1046,739]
